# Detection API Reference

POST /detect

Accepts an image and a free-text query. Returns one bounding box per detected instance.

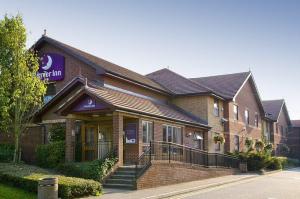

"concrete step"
[103,183,136,190]
[114,170,136,175]
[110,174,136,179]
[105,178,135,184]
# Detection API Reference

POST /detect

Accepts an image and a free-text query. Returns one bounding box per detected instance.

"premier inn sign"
[37,53,65,81]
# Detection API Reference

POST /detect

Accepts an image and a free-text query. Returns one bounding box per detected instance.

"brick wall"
[226,80,263,152]
[172,95,208,121]
[287,126,300,159]
[136,162,239,189]
[0,126,44,163]
[273,107,289,155]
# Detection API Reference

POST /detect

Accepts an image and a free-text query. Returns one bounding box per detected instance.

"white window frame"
[142,121,153,144]
[254,113,259,127]
[245,109,250,125]
[233,105,239,120]
[163,125,182,144]
[213,98,220,117]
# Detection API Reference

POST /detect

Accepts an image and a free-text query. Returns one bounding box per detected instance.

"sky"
[1,0,300,119]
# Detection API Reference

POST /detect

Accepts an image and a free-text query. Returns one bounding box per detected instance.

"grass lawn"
[0,183,36,199]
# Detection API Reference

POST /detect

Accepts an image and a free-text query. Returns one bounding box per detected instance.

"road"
[169,168,300,199]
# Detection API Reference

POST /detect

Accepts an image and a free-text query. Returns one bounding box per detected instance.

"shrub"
[36,141,65,168]
[49,123,66,142]
[267,157,282,170]
[0,144,14,162]
[57,156,118,181]
[287,158,300,167]
[0,163,102,199]
[247,152,270,171]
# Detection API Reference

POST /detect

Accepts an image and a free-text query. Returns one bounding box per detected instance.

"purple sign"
[125,123,137,144]
[37,53,65,81]
[73,96,107,112]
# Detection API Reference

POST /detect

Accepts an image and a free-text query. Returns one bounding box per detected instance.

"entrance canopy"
[53,83,208,129]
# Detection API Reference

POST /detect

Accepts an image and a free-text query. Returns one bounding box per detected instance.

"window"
[234,135,239,152]
[281,126,284,135]
[254,113,259,127]
[233,105,239,120]
[193,132,204,150]
[213,98,219,117]
[44,83,56,103]
[142,121,153,143]
[276,124,279,134]
[163,125,182,144]
[245,110,249,125]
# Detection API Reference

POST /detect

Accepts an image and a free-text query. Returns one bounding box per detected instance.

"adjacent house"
[287,120,300,159]
[147,69,265,153]
[262,99,291,155]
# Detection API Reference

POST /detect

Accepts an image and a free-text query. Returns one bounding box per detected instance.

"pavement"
[167,167,300,199]
[85,172,263,199]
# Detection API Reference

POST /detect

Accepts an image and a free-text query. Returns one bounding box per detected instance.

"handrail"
[134,141,240,179]
[135,142,152,179]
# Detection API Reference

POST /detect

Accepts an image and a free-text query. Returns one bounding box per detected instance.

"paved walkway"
[85,173,261,199]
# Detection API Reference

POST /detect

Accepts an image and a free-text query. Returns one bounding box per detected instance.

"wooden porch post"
[113,111,124,165]
[65,118,75,162]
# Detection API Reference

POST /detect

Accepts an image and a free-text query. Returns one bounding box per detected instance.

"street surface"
[168,168,300,199]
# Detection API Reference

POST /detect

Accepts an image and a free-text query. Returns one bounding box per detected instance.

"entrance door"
[82,125,98,161]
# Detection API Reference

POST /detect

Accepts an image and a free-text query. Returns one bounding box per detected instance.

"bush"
[0,163,102,199]
[287,158,300,167]
[36,141,65,168]
[246,152,270,171]
[57,156,118,181]
[0,144,14,162]
[267,157,282,170]
[49,123,66,142]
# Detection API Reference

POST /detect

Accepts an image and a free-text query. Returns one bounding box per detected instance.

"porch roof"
[56,81,210,128]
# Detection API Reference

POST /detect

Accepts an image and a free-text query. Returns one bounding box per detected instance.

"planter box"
[239,162,248,173]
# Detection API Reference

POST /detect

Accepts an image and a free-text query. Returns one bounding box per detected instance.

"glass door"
[81,124,98,161]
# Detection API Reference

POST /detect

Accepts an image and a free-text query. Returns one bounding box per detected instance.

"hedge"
[0,163,102,199]
[57,156,118,181]
[36,141,65,168]
[0,144,14,162]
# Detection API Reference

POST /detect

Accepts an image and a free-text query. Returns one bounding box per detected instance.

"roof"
[262,99,285,121]
[33,36,169,94]
[83,85,209,127]
[291,120,300,128]
[45,77,210,128]
[146,68,215,96]
[190,72,251,99]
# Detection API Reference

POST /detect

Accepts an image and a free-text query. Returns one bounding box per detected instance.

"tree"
[0,14,46,163]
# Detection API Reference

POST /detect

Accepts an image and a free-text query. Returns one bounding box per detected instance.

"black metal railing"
[75,140,113,161]
[135,141,239,178]
[135,142,152,179]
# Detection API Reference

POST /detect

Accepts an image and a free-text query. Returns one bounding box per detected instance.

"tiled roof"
[146,68,212,95]
[34,36,168,93]
[190,72,251,99]
[84,85,209,127]
[291,120,300,127]
[262,99,284,121]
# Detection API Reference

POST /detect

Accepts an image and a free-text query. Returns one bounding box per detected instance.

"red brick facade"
[137,162,238,189]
